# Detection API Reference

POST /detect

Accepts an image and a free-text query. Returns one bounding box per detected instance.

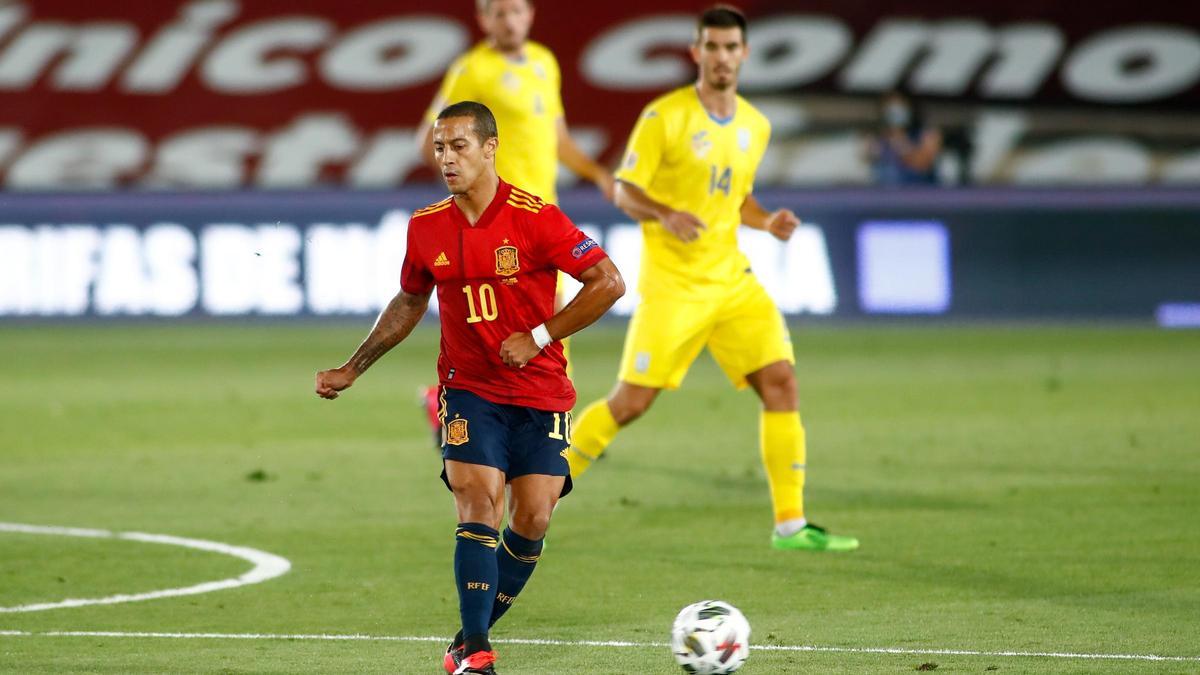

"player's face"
[432,116,497,194]
[690,26,747,91]
[478,0,534,53]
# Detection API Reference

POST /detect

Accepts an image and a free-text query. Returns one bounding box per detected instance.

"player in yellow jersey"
[415,0,613,204]
[414,0,614,444]
[567,5,858,552]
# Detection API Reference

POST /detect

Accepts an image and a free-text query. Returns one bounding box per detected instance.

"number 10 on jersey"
[463,283,498,324]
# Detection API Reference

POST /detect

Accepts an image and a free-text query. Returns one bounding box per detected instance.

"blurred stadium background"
[2,1,1199,673]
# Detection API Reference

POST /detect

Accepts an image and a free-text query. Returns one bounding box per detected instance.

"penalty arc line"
[0,631,1197,663]
[0,522,291,613]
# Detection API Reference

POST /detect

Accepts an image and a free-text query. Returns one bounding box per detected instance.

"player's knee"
[452,488,503,527]
[609,397,651,425]
[509,509,552,540]
[756,364,797,410]
[608,385,658,425]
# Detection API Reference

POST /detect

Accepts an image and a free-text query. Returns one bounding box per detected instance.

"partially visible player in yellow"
[415,0,612,204]
[567,5,858,552]
[414,0,613,443]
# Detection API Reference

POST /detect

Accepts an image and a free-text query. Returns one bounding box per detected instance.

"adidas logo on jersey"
[434,252,450,266]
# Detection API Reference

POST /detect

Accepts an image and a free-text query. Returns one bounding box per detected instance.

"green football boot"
[771,523,859,552]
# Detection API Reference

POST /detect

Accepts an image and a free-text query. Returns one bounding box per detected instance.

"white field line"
[0,630,1197,663]
[0,522,291,613]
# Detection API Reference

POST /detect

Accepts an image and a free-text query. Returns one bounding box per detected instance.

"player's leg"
[743,361,808,532]
[567,381,660,477]
[567,295,711,478]
[439,388,510,672]
[708,277,857,552]
[486,473,564,629]
[444,460,505,669]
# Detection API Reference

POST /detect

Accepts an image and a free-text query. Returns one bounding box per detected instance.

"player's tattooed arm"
[314,290,431,399]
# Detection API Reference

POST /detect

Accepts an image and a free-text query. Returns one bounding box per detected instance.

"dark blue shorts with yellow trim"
[439,387,573,497]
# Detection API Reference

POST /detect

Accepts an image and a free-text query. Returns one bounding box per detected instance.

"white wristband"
[531,324,552,350]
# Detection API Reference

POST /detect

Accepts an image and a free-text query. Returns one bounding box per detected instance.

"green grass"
[1,322,1198,674]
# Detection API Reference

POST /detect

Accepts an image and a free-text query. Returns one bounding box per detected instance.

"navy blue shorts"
[438,387,573,497]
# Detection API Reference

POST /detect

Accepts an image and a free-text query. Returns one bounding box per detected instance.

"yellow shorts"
[618,273,794,390]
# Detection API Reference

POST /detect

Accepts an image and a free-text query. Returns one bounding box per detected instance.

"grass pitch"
[1,322,1198,674]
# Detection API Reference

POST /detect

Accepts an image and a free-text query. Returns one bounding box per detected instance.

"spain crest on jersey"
[495,245,520,276]
[447,417,469,446]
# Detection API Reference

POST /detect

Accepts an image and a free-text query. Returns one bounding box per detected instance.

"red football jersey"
[400,180,608,412]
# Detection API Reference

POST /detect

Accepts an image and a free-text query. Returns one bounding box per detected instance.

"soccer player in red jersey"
[315,101,624,675]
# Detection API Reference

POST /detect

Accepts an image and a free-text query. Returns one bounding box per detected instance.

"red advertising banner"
[1,0,1197,190]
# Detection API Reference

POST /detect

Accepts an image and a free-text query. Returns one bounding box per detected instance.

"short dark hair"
[436,101,498,143]
[697,5,747,43]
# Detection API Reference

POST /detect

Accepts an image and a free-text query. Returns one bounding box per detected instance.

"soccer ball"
[670,600,751,674]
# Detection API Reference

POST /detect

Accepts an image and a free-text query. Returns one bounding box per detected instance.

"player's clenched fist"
[315,367,356,399]
[499,332,540,369]
[766,208,800,242]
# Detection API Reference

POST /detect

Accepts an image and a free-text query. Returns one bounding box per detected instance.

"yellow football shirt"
[615,86,771,298]
[425,41,564,203]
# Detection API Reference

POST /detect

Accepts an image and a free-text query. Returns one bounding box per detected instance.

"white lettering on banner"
[600,225,643,316]
[581,16,695,90]
[6,129,147,190]
[1162,149,1200,183]
[740,17,851,92]
[257,114,359,187]
[122,1,240,94]
[348,131,423,188]
[305,224,377,314]
[0,128,22,168]
[144,225,200,315]
[1063,27,1200,103]
[739,227,837,315]
[778,133,871,185]
[554,225,836,316]
[320,18,467,91]
[304,211,412,315]
[840,20,1063,97]
[37,226,100,316]
[0,224,199,316]
[201,17,333,94]
[0,4,1189,107]
[94,226,147,315]
[0,226,35,315]
[147,126,259,188]
[0,219,837,318]
[0,4,25,41]
[0,21,136,91]
[970,112,1028,183]
[201,224,302,315]
[1010,138,1153,184]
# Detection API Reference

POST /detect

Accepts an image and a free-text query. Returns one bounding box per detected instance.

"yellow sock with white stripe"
[567,399,619,478]
[761,411,807,531]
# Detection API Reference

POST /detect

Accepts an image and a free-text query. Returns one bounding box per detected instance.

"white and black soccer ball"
[670,600,751,674]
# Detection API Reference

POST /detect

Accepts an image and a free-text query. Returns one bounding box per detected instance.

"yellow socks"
[567,399,619,478]
[760,411,806,525]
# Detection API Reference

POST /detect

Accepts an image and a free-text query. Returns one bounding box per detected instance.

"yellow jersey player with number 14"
[567,5,858,552]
